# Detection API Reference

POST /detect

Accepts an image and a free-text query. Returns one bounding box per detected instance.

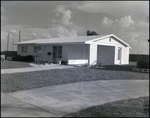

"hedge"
[11,55,34,62]
[137,61,149,69]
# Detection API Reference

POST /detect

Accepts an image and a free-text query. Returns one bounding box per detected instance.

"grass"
[1,60,32,69]
[1,67,149,93]
[64,96,149,117]
[99,65,137,72]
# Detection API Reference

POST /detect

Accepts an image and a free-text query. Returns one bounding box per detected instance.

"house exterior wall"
[97,45,115,65]
[18,44,68,62]
[17,44,34,56]
[114,45,130,65]
[89,37,130,65]
[94,37,126,47]
[17,36,130,65]
[89,43,97,65]
[17,44,89,65]
[43,44,68,62]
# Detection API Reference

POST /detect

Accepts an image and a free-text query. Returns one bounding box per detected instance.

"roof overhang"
[85,34,131,49]
[14,34,131,49]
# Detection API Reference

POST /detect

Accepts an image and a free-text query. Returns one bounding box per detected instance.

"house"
[14,34,131,65]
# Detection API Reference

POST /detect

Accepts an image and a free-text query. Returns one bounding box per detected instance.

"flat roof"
[14,35,107,44]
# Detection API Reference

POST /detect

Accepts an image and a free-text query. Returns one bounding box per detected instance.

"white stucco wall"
[97,45,115,65]
[123,47,130,64]
[17,36,130,65]
[89,43,97,65]
[93,37,127,47]
[114,46,130,65]
[17,44,34,56]
[17,44,89,64]
[87,36,130,65]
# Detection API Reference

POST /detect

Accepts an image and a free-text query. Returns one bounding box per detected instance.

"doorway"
[118,47,122,64]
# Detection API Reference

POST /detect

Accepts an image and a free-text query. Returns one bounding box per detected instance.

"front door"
[53,46,62,64]
[118,47,122,64]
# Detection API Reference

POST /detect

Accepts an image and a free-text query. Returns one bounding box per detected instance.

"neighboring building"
[14,34,131,65]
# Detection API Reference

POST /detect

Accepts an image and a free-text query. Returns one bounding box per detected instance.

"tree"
[86,30,99,36]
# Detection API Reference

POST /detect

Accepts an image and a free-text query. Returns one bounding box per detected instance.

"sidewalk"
[1,80,149,117]
[1,64,75,74]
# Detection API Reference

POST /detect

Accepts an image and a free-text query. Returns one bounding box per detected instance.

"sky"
[1,1,149,54]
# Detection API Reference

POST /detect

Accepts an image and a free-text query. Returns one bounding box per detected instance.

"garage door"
[97,45,115,65]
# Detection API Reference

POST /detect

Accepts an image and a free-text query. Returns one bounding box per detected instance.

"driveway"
[1,80,149,117]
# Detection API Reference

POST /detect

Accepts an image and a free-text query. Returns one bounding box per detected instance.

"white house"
[14,34,131,65]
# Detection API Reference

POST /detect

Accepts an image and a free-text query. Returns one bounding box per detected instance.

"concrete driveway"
[1,80,149,117]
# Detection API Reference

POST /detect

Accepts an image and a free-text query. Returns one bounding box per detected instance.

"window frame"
[22,46,28,52]
[53,46,62,58]
[34,46,41,52]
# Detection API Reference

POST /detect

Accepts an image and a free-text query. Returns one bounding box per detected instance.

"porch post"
[89,44,97,65]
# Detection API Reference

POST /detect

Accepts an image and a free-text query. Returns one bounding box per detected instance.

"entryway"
[117,47,122,64]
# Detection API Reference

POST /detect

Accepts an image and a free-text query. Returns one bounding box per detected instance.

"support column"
[89,44,97,65]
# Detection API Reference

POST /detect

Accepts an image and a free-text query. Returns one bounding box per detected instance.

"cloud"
[135,22,149,29]
[76,1,149,17]
[1,31,8,41]
[32,33,37,38]
[1,7,8,24]
[49,25,77,37]
[101,17,114,27]
[41,34,51,38]
[8,29,18,35]
[114,15,134,29]
[51,5,85,38]
[116,32,149,54]
[99,15,149,54]
[101,15,135,30]
[53,5,73,26]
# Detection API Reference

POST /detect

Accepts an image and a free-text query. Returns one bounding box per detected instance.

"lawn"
[64,96,149,117]
[1,67,149,93]
[1,60,32,69]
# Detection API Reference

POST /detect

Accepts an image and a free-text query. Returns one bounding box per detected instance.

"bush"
[1,51,17,59]
[12,55,34,62]
[137,61,149,69]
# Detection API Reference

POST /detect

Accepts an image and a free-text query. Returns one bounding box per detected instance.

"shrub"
[137,61,149,69]
[12,55,34,62]
[82,63,88,67]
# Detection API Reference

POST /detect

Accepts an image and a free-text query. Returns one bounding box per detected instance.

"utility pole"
[19,31,21,42]
[12,38,14,51]
[7,33,9,51]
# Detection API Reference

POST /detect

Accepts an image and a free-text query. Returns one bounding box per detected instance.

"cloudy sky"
[1,1,149,54]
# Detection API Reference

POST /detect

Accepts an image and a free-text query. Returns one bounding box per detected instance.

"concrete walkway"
[1,64,75,74]
[1,92,57,117]
[1,80,149,117]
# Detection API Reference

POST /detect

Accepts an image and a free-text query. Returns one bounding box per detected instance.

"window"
[58,46,62,58]
[53,46,62,58]
[22,46,28,52]
[34,46,41,52]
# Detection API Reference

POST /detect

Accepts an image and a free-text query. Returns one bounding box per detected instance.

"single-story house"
[14,34,131,65]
